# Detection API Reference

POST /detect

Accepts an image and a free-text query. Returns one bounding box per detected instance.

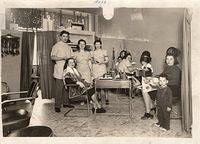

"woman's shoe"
[154,122,160,128]
[141,113,153,120]
[92,107,96,114]
[55,108,61,113]
[105,100,109,105]
[150,108,156,114]
[96,108,106,113]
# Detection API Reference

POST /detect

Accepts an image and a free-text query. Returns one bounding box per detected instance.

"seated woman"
[115,56,122,68]
[148,47,181,103]
[63,58,106,113]
[118,53,132,73]
[118,52,140,86]
[139,51,156,120]
[161,47,181,102]
[116,52,141,99]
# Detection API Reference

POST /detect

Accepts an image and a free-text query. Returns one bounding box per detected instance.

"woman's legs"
[87,87,102,109]
[141,91,154,119]
[91,94,106,113]
[142,91,153,113]
[91,94,101,109]
[86,87,106,113]
[104,90,109,105]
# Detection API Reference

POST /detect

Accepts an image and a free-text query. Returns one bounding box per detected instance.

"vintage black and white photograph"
[1,0,200,143]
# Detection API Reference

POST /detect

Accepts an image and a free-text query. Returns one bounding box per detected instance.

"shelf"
[58,28,95,36]
[56,28,95,51]
[68,43,93,46]
[71,22,84,26]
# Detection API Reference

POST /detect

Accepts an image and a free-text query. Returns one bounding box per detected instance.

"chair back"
[1,82,10,101]
[2,81,38,109]
[26,81,38,104]
[2,81,39,136]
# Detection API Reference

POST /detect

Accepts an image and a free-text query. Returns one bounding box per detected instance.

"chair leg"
[64,108,74,117]
[86,96,90,117]
[64,96,91,117]
[171,109,182,119]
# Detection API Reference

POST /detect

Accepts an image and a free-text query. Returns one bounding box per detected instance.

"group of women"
[114,47,181,120]
[62,36,181,116]
[62,39,109,113]
[73,39,108,83]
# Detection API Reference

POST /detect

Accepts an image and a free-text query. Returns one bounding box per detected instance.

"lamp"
[103,6,114,20]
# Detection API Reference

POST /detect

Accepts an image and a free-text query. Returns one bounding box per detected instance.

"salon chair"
[2,81,38,136]
[64,84,91,117]
[1,81,10,101]
[1,81,54,137]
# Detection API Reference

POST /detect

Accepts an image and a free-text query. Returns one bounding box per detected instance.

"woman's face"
[141,61,147,66]
[60,33,69,43]
[120,51,126,58]
[68,59,75,68]
[79,41,86,50]
[95,42,101,50]
[127,55,132,62]
[118,57,122,62]
[166,55,175,66]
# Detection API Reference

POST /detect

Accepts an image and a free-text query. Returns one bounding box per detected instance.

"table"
[95,79,134,117]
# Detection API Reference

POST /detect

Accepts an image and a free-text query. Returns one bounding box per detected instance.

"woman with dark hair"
[117,52,140,94]
[118,52,135,74]
[139,51,156,120]
[91,39,108,79]
[115,56,122,68]
[161,47,181,101]
[119,50,128,60]
[63,58,106,113]
[91,39,109,104]
[74,39,92,83]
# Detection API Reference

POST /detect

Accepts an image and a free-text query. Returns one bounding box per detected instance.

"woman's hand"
[91,58,99,64]
[143,78,150,84]
[76,81,85,88]
[167,107,171,112]
[97,60,104,65]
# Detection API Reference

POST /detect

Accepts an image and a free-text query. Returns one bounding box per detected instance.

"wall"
[98,8,184,74]
[1,30,22,93]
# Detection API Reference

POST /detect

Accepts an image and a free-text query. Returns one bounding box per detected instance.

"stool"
[7,126,54,137]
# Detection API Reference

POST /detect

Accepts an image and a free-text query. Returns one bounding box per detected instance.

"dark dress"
[162,65,181,99]
[149,65,181,101]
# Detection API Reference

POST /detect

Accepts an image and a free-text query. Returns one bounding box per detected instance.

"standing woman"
[91,39,109,79]
[74,39,92,83]
[91,39,109,104]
